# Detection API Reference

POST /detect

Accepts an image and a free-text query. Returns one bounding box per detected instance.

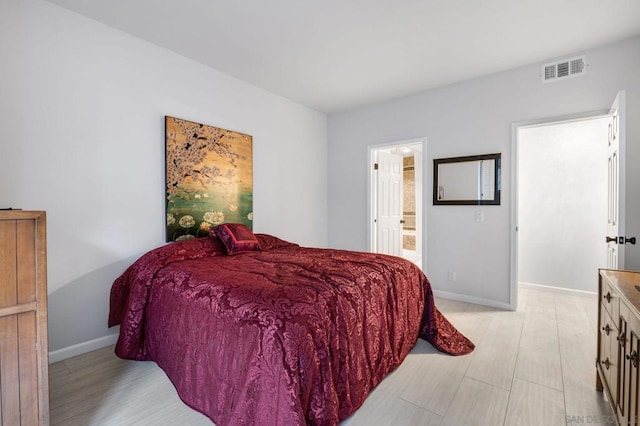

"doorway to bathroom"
[368,138,425,270]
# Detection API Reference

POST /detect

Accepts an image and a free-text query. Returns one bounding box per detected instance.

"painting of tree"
[165,116,253,242]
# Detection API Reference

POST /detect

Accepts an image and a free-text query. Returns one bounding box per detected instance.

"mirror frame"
[433,153,501,205]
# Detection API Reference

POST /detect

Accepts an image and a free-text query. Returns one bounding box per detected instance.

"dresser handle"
[626,351,639,368]
[602,358,611,369]
[602,324,612,335]
[604,292,612,303]
[618,333,627,346]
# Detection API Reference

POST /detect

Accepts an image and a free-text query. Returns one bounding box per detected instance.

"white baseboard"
[49,333,119,364]
[518,281,597,298]
[432,290,513,311]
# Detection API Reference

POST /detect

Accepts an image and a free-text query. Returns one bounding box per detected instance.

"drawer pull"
[602,358,611,370]
[618,332,627,346]
[604,292,612,303]
[626,351,639,368]
[602,324,612,335]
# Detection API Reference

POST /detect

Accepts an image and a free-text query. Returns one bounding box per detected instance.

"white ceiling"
[46,0,640,113]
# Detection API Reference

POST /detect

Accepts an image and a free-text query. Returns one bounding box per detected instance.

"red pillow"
[212,223,261,255]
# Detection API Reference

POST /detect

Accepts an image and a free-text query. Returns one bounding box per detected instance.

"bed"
[109,228,474,425]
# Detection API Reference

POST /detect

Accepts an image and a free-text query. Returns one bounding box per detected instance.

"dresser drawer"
[601,278,620,324]
[600,304,618,340]
[599,304,619,398]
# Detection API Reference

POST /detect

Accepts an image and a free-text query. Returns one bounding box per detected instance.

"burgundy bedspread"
[109,234,474,425]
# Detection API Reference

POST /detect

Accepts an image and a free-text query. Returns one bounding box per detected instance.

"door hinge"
[374,163,379,170]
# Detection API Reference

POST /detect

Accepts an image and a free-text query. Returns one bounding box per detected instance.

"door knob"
[610,236,637,244]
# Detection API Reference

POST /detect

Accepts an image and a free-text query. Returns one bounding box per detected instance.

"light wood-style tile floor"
[49,287,614,425]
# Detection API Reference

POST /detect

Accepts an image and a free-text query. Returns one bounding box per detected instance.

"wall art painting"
[165,116,253,242]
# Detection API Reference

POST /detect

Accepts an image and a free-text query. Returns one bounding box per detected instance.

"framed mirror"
[433,153,501,205]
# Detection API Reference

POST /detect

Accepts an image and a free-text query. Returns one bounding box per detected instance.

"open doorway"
[511,92,627,309]
[514,115,610,296]
[369,139,425,269]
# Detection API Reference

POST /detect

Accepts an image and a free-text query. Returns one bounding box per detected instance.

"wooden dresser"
[597,269,640,425]
[0,211,49,425]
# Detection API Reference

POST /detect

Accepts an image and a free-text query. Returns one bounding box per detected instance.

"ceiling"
[45,0,640,113]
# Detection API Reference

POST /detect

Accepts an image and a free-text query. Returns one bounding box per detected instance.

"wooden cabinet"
[597,269,640,426]
[0,211,49,425]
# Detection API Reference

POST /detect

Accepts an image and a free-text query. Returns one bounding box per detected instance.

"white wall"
[0,0,327,355]
[518,118,609,292]
[328,36,640,307]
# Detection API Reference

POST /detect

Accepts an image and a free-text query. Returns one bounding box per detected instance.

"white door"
[376,151,403,256]
[606,91,626,269]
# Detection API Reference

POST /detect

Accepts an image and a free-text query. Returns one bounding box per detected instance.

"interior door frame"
[368,137,426,265]
[510,109,609,309]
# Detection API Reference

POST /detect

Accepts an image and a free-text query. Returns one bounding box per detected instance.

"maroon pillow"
[212,223,261,255]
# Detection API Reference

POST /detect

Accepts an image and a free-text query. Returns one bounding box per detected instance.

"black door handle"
[605,236,636,244]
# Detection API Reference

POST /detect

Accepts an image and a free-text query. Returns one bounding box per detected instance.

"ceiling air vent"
[542,55,586,83]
